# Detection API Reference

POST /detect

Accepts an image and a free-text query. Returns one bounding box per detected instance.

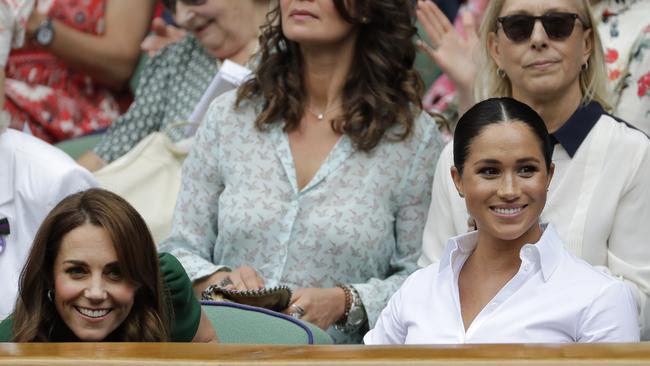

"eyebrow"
[62,260,120,268]
[473,157,541,165]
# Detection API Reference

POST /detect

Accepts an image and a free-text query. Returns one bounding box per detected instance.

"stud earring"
[458,191,464,198]
[360,16,369,24]
[497,68,506,78]
[581,60,589,72]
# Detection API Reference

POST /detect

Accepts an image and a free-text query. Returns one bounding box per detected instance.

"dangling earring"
[47,290,54,302]
[581,60,589,72]
[497,68,506,78]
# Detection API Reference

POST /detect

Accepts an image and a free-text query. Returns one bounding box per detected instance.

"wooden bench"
[1,343,650,365]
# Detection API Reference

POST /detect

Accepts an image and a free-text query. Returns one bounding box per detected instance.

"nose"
[529,20,548,50]
[497,173,521,201]
[175,3,197,29]
[84,276,108,302]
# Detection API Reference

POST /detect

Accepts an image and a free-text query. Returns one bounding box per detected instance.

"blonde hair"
[475,0,611,110]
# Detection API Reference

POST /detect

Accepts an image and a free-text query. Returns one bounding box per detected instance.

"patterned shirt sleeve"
[158,97,227,281]
[353,113,445,328]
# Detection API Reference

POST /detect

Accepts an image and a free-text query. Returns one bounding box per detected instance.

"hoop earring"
[47,290,54,302]
[497,68,506,78]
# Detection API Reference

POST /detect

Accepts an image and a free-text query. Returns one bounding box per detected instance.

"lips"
[289,9,318,19]
[490,205,527,216]
[76,307,111,319]
[525,59,559,68]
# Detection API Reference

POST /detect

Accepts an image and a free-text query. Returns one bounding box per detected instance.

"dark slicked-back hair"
[453,97,553,175]
[237,0,424,152]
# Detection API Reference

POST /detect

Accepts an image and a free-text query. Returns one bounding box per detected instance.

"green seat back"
[201,301,332,345]
[55,134,104,160]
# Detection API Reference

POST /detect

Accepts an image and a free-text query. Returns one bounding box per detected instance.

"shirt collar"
[550,101,603,158]
[439,224,563,282]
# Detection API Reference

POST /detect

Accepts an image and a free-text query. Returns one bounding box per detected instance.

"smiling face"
[280,0,357,47]
[452,121,554,245]
[53,223,135,341]
[488,0,592,103]
[175,0,261,59]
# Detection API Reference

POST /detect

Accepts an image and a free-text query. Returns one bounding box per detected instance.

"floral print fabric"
[594,0,650,133]
[3,0,122,143]
[160,90,444,343]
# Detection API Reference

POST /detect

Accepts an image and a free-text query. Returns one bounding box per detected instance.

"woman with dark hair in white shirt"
[365,97,639,344]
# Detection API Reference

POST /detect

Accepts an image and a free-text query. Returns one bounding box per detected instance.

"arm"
[418,142,464,267]
[363,284,407,345]
[158,97,229,286]
[578,281,640,342]
[607,142,650,340]
[26,0,155,89]
[416,0,479,114]
[354,114,445,329]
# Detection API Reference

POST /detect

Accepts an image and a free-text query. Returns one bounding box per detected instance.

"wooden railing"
[1,343,649,365]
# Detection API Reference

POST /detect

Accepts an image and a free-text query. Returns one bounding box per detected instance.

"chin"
[74,330,110,342]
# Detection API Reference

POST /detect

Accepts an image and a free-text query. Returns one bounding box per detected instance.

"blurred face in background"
[175,0,263,59]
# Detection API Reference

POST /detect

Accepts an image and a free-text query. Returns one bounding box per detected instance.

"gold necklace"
[306,103,341,121]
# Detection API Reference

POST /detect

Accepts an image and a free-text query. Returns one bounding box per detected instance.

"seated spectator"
[160,0,444,344]
[418,0,650,338]
[365,98,640,344]
[0,112,97,320]
[0,188,217,342]
[1,0,154,143]
[77,0,271,171]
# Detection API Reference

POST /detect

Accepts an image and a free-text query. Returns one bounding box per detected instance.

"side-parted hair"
[12,188,169,342]
[475,0,610,110]
[454,97,553,175]
[236,0,423,152]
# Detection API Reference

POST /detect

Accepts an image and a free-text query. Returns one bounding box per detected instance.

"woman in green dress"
[0,188,216,342]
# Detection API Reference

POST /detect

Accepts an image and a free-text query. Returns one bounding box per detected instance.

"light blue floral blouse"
[160,90,445,343]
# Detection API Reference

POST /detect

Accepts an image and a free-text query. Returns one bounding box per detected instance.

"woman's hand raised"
[416,0,479,112]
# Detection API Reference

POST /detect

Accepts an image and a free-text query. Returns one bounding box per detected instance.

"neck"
[300,34,357,112]
[216,3,267,65]
[514,83,583,133]
[470,223,543,273]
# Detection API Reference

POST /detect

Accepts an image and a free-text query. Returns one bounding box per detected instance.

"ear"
[487,31,503,70]
[546,162,555,189]
[451,166,464,198]
[581,27,593,66]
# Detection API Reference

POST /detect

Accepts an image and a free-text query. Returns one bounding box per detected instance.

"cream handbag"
[95,60,251,243]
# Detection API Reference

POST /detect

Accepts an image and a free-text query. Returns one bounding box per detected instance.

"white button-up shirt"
[0,130,98,319]
[365,225,640,344]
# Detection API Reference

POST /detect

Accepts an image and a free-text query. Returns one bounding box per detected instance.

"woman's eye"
[478,167,499,177]
[105,268,123,281]
[519,165,539,176]
[65,267,87,278]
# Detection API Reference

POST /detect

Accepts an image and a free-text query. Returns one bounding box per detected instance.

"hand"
[140,17,186,57]
[193,265,265,295]
[283,287,346,330]
[416,0,479,108]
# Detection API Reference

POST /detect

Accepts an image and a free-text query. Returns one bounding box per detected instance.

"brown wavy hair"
[236,0,423,152]
[12,189,169,342]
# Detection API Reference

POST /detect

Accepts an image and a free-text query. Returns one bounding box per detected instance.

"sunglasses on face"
[497,12,586,43]
[161,0,207,11]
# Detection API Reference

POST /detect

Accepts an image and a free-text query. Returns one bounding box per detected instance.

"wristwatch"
[335,284,367,333]
[34,18,55,47]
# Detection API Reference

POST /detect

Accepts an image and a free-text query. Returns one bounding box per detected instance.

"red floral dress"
[3,0,123,143]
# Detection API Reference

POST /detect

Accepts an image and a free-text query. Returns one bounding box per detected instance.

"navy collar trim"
[550,101,603,158]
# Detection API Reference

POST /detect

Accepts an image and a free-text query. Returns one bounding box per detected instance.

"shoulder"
[400,263,440,296]
[0,316,12,342]
[597,113,649,146]
[555,247,627,295]
[2,130,97,184]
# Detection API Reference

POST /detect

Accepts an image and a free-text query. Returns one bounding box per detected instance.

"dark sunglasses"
[160,0,207,11]
[497,12,586,43]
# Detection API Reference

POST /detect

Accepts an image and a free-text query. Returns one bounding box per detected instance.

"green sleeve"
[159,252,201,342]
[0,317,13,342]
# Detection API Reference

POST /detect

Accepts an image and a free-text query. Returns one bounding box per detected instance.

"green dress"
[0,253,200,342]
